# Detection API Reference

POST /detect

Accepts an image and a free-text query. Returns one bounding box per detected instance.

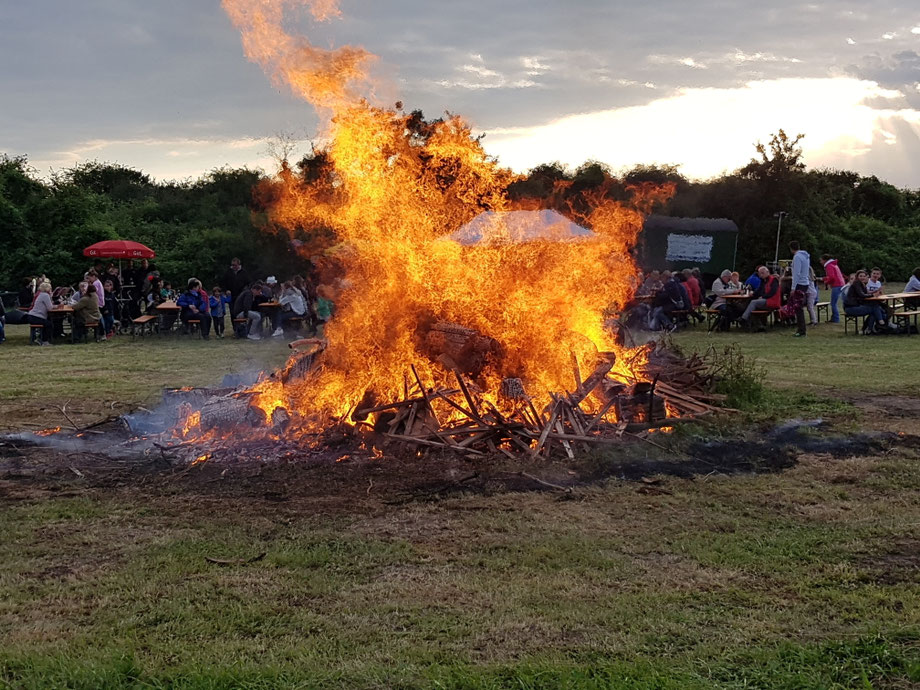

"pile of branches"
[351,349,720,460]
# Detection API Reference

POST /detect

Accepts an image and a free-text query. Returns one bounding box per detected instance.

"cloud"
[27,136,277,182]
[481,77,920,187]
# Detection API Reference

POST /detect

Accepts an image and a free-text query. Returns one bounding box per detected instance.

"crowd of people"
[626,241,920,337]
[3,244,917,346]
[2,257,337,345]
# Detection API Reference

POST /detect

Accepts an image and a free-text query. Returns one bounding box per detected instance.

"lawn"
[670,319,920,395]
[0,320,918,689]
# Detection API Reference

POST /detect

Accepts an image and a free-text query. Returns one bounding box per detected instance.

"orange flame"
[35,426,62,437]
[225,1,671,430]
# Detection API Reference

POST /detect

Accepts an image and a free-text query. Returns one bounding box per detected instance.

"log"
[423,321,502,377]
[199,396,256,430]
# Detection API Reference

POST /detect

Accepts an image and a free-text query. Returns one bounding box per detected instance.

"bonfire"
[163,0,725,460]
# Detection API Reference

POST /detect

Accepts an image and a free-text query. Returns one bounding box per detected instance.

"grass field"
[0,321,918,689]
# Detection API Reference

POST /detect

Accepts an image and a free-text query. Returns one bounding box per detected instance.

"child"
[101,279,120,338]
[315,284,336,325]
[209,286,230,338]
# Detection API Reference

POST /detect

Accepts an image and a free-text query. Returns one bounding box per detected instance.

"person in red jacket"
[739,266,781,328]
[820,254,846,323]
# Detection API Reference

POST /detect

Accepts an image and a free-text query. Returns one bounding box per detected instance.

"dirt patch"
[859,539,920,585]
[1,413,915,514]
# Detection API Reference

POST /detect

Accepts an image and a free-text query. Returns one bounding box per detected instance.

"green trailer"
[638,215,739,277]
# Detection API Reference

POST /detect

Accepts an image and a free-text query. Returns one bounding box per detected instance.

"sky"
[2,0,920,187]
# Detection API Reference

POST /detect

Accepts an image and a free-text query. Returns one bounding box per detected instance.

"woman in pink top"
[820,255,846,323]
[86,270,105,310]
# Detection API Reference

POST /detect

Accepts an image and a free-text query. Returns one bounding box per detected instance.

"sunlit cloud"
[30,136,276,182]
[481,78,920,185]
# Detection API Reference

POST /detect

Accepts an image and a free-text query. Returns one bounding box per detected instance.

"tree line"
[2,128,919,294]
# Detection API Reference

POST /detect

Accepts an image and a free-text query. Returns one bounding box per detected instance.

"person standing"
[820,255,846,323]
[789,241,810,337]
[221,257,251,305]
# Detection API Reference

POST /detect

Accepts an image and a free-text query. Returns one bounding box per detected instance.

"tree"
[738,129,805,182]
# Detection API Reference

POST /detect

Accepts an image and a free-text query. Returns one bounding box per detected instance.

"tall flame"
[223,1,672,425]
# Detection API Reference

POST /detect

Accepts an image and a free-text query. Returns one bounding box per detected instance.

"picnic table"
[49,304,74,342]
[155,300,181,334]
[258,301,281,332]
[868,292,920,333]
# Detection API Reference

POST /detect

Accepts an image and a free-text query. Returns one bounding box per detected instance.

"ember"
[160,0,718,459]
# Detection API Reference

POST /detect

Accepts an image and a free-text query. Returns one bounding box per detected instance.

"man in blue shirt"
[790,241,811,337]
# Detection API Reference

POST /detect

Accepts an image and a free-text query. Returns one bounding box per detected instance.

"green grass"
[671,320,920,394]
[0,323,291,428]
[1,320,920,687]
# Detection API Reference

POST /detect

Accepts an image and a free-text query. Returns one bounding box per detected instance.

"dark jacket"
[101,291,120,319]
[221,267,251,301]
[654,278,685,309]
[844,280,871,307]
[233,289,263,316]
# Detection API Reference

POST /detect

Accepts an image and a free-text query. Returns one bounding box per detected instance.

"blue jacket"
[177,290,207,314]
[209,294,230,318]
[792,250,811,287]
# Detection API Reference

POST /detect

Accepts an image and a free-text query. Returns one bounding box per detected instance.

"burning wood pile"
[157,328,724,463]
[345,345,722,460]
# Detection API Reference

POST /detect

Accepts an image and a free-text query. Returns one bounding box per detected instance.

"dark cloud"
[847,50,920,107]
[2,0,919,182]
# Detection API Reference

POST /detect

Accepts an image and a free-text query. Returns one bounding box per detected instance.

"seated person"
[729,271,743,291]
[844,270,890,334]
[904,267,920,310]
[680,269,704,321]
[648,274,685,331]
[27,282,54,345]
[274,281,307,336]
[641,270,663,296]
[233,281,266,340]
[743,270,761,292]
[315,284,336,326]
[73,284,104,340]
[176,278,211,339]
[710,269,742,328]
[867,267,884,295]
[739,266,781,328]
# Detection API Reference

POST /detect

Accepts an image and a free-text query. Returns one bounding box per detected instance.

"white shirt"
[905,275,920,293]
[867,279,882,294]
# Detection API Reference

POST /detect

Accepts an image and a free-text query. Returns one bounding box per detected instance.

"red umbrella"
[83,240,156,259]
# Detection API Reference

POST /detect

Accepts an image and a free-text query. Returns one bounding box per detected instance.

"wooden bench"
[283,316,305,332]
[844,312,866,335]
[815,301,830,323]
[185,318,202,337]
[78,320,102,343]
[891,310,920,335]
[132,314,157,337]
[749,309,774,330]
[29,323,45,345]
[232,317,249,338]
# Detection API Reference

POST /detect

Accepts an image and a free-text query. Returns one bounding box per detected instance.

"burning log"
[423,321,502,378]
[199,395,258,431]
